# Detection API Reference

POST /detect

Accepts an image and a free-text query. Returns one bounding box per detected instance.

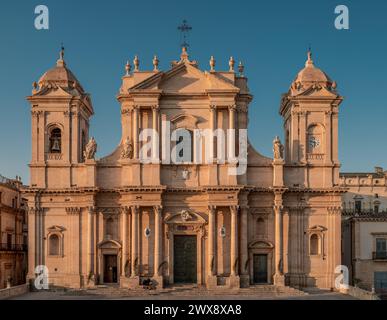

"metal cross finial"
[60,43,65,60]
[178,19,192,49]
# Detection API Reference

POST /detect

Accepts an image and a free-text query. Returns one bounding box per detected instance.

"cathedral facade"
[24,47,344,290]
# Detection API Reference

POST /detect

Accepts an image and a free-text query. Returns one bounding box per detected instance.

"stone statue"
[121,137,133,159]
[84,137,97,160]
[273,136,284,160]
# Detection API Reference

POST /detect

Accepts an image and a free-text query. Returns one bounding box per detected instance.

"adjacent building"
[24,47,344,290]
[0,174,27,289]
[341,167,387,296]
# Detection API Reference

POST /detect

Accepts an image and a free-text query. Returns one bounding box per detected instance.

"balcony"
[0,243,27,252]
[307,153,325,161]
[46,153,63,161]
[373,251,387,260]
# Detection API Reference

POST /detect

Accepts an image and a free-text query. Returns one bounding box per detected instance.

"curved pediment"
[164,209,207,224]
[248,240,274,249]
[47,225,66,233]
[98,239,122,249]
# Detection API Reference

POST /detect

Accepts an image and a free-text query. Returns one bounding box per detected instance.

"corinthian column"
[121,207,128,277]
[209,105,217,161]
[230,206,239,276]
[207,206,216,277]
[151,106,159,162]
[133,106,139,160]
[131,206,139,276]
[240,206,248,275]
[154,206,162,279]
[274,190,285,286]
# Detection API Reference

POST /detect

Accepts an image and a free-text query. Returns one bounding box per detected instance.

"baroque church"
[24,46,344,290]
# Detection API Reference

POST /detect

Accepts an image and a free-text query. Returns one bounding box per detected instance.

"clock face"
[309,136,320,149]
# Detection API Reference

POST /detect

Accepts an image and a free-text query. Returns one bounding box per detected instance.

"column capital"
[120,206,130,215]
[121,108,131,116]
[228,104,237,112]
[153,205,163,214]
[66,207,81,215]
[151,104,160,111]
[209,104,217,111]
[87,206,96,214]
[230,205,240,215]
[208,205,216,213]
[131,205,140,214]
[273,204,284,212]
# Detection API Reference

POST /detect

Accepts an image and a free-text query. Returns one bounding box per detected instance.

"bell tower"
[27,48,94,188]
[280,51,343,188]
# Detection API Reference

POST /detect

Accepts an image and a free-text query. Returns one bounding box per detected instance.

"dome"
[289,51,337,94]
[36,48,85,94]
[294,51,332,84]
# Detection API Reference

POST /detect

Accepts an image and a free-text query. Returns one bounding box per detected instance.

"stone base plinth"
[229,275,241,289]
[206,275,218,289]
[239,274,250,288]
[274,274,286,286]
[152,276,164,289]
[126,276,141,289]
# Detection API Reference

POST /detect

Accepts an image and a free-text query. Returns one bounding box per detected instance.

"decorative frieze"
[66,207,81,215]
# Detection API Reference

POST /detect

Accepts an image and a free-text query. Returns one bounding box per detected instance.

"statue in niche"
[121,136,133,159]
[84,137,97,160]
[273,136,284,160]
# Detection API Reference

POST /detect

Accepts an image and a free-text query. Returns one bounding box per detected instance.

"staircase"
[63,284,307,299]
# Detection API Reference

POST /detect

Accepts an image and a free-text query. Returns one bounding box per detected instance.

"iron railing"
[373,251,387,260]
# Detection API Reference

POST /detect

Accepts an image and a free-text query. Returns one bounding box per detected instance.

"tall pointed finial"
[60,43,65,60]
[306,44,314,67]
[57,43,66,67]
[133,55,140,72]
[238,61,245,77]
[209,56,215,72]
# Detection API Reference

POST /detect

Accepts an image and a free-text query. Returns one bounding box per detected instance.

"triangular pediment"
[131,63,239,93]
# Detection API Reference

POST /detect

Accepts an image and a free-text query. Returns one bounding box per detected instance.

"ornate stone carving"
[180,210,191,222]
[121,137,133,159]
[273,136,284,160]
[66,207,81,215]
[84,137,97,160]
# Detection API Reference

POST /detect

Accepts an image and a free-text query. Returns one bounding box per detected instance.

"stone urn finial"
[153,55,159,71]
[229,56,235,72]
[125,60,131,75]
[133,55,140,72]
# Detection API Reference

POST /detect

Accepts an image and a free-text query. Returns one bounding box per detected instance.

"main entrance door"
[174,235,197,283]
[253,254,268,284]
[104,255,118,283]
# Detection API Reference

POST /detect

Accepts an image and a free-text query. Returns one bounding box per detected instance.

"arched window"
[49,234,60,256]
[49,128,62,153]
[256,218,265,237]
[310,234,320,255]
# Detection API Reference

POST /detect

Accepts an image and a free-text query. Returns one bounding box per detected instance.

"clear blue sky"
[0,0,386,182]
